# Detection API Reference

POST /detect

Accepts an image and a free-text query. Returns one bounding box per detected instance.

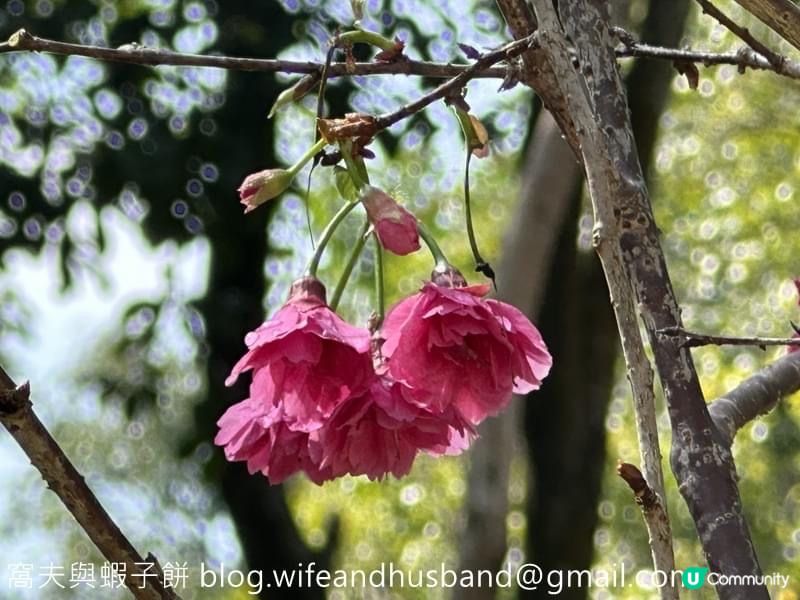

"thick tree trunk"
[459,4,689,598]
[530,1,769,596]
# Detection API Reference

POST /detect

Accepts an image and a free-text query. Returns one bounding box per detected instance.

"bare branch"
[731,0,800,52]
[314,33,537,140]
[0,364,179,600]
[696,0,786,67]
[658,326,800,349]
[617,462,675,577]
[616,40,800,79]
[530,3,677,598]
[371,33,535,131]
[0,28,506,80]
[709,350,800,445]
[5,25,800,106]
[531,0,767,596]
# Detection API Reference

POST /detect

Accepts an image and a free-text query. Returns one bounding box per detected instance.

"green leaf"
[334,165,359,201]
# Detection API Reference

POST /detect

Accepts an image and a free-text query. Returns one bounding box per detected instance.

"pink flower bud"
[360,186,420,255]
[237,168,293,214]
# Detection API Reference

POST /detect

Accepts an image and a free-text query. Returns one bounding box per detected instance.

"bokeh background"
[0,0,799,599]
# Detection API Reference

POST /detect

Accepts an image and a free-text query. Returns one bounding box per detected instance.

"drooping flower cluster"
[218,13,551,486]
[216,269,551,484]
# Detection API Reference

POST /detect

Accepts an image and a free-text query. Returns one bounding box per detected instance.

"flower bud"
[350,0,365,21]
[360,186,420,256]
[237,168,293,213]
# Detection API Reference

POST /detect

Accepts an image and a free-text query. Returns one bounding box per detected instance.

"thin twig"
[0,365,179,600]
[2,27,536,140]
[372,32,535,131]
[4,27,800,88]
[615,38,800,79]
[0,28,506,79]
[315,34,536,141]
[696,0,785,68]
[657,326,800,349]
[617,462,674,558]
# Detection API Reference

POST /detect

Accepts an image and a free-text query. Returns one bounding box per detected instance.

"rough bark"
[460,3,690,597]
[494,0,581,156]
[529,1,767,597]
[730,0,800,52]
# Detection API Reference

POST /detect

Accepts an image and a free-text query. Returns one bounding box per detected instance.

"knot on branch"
[8,28,33,48]
[0,381,31,415]
[617,462,659,509]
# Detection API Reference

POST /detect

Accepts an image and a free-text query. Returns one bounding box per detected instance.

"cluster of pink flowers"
[215,269,552,484]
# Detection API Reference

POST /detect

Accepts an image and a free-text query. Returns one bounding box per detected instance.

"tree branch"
[617,462,674,576]
[529,3,677,598]
[315,33,537,141]
[0,365,179,600]
[709,350,800,445]
[1,28,506,79]
[530,0,767,597]
[658,326,800,349]
[4,25,800,106]
[371,33,535,131]
[731,0,800,52]
[616,40,800,79]
[696,0,786,68]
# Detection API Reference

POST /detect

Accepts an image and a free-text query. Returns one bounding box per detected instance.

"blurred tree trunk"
[457,111,579,594]
[458,2,690,598]
[193,4,332,599]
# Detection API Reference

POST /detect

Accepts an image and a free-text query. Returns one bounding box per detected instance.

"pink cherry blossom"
[224,276,373,431]
[360,186,420,256]
[311,379,474,480]
[216,276,374,484]
[214,395,329,484]
[379,280,552,425]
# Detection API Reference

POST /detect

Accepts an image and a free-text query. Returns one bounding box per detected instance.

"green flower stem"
[417,221,449,268]
[330,219,370,311]
[337,29,396,51]
[287,137,327,177]
[305,199,361,277]
[374,232,385,324]
[453,107,486,266]
[462,148,484,264]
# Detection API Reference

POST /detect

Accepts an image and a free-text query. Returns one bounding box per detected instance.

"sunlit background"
[1,1,799,599]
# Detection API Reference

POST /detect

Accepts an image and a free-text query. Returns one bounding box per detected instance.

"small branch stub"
[658,325,800,349]
[618,462,660,510]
